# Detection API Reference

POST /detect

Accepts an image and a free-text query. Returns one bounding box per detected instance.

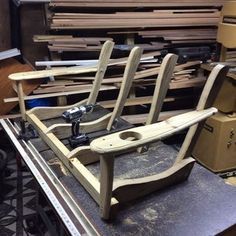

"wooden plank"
[52,11,220,20]
[107,47,142,130]
[51,18,218,29]
[99,96,178,108]
[33,84,95,94]
[4,85,117,102]
[112,158,195,203]
[122,109,192,124]
[50,1,225,8]
[87,40,114,104]
[169,77,206,89]
[146,54,178,125]
[90,108,217,155]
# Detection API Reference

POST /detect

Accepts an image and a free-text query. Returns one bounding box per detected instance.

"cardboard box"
[193,112,236,172]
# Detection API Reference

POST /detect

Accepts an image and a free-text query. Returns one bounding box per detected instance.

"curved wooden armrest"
[90,107,217,155]
[8,65,97,81]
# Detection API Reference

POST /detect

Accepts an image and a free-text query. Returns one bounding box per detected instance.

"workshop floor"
[0,150,39,236]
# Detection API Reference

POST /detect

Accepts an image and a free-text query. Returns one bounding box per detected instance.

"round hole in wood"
[119,131,142,141]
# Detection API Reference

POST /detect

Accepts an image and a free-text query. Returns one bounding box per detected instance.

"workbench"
[1,118,236,235]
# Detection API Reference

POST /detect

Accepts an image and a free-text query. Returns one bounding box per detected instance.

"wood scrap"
[122,109,192,124]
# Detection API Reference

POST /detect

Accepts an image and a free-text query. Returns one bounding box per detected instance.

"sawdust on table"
[142,208,159,221]
[47,158,70,176]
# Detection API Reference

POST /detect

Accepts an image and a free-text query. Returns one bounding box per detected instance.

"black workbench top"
[31,137,236,236]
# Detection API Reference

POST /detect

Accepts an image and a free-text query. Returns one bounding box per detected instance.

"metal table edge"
[0,118,100,236]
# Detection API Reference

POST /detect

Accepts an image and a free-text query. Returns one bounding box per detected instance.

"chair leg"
[100,154,114,219]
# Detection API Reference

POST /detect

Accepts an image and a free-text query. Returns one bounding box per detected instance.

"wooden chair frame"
[25,53,178,165]
[9,45,227,219]
[90,64,228,219]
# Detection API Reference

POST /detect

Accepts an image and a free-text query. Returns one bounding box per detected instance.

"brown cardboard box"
[193,112,236,172]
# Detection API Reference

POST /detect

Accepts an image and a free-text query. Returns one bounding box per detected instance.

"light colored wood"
[112,158,195,203]
[14,42,151,83]
[16,81,26,121]
[26,112,118,207]
[123,109,192,124]
[8,40,113,84]
[107,47,142,131]
[175,64,228,163]
[57,95,67,106]
[138,53,177,153]
[4,85,117,103]
[90,107,216,217]
[9,65,97,81]
[66,146,100,165]
[169,77,206,89]
[146,54,178,125]
[99,96,178,108]
[87,40,114,104]
[90,107,217,155]
[33,84,93,94]
[100,154,115,219]
[33,35,73,42]
[51,18,218,29]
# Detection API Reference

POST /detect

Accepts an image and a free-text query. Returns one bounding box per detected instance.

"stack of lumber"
[18,61,203,95]
[5,0,225,118]
[50,10,220,29]
[49,0,225,8]
[4,59,204,104]
[34,35,113,52]
[37,1,227,57]
[138,28,217,45]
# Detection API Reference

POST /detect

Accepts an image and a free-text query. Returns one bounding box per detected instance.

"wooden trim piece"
[122,109,192,124]
[175,65,229,163]
[107,47,143,131]
[16,81,26,120]
[112,158,195,203]
[146,53,178,125]
[138,53,178,153]
[90,107,217,155]
[87,40,114,104]
[4,85,116,103]
[9,65,97,81]
[100,154,115,219]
